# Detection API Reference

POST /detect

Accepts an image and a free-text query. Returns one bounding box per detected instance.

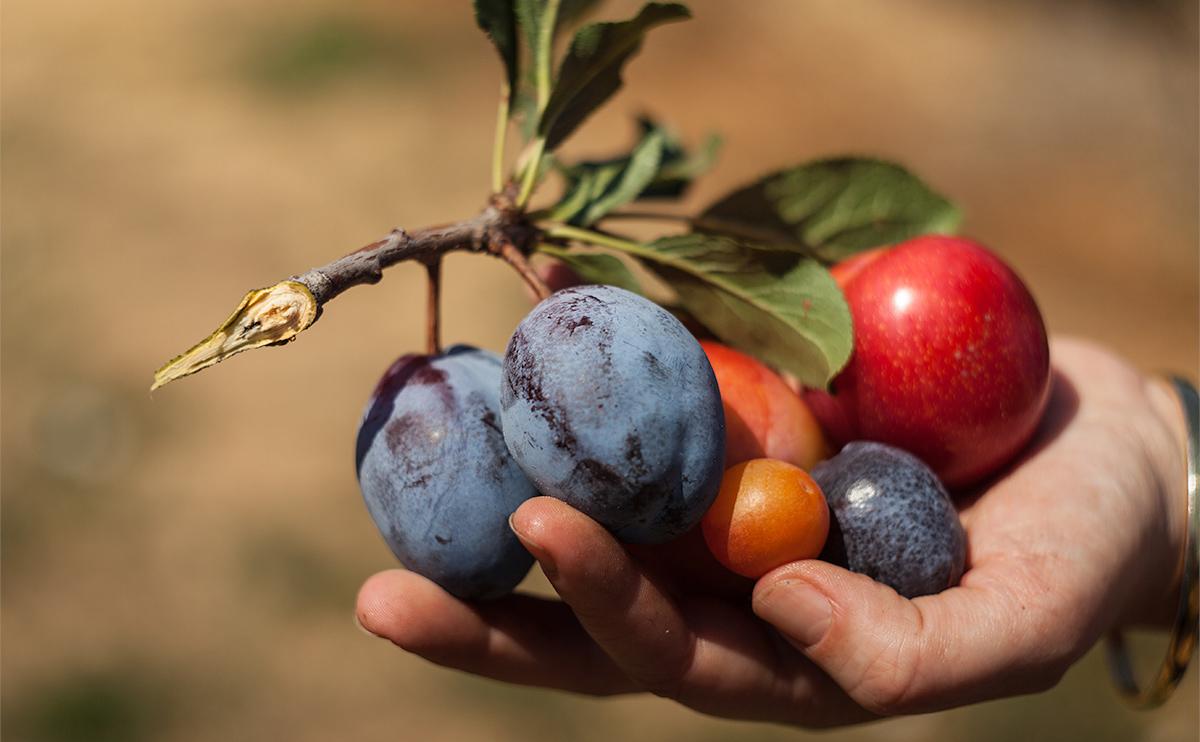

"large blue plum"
[500,285,725,544]
[812,442,966,598]
[355,345,535,600]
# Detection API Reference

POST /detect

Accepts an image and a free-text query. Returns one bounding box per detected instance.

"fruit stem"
[425,257,442,355]
[499,241,550,300]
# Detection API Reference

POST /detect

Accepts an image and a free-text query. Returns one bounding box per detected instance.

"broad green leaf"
[551,128,665,225]
[699,158,961,262]
[540,3,690,149]
[612,234,852,387]
[473,0,519,95]
[538,245,643,294]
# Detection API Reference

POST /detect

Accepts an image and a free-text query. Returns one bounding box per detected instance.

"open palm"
[356,337,1186,726]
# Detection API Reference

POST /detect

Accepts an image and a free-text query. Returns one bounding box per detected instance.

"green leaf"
[515,0,558,99]
[558,0,605,28]
[537,245,643,294]
[551,127,666,225]
[509,1,604,136]
[515,0,543,51]
[511,79,540,139]
[641,127,721,199]
[612,233,852,387]
[540,3,691,149]
[520,0,604,41]
[699,158,961,262]
[473,0,520,95]
[550,117,718,223]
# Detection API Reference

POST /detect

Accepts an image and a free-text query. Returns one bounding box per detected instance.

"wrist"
[1147,377,1191,625]
[1107,375,1198,708]
[1115,376,1190,629]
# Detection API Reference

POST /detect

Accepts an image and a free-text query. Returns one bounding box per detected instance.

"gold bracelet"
[1105,375,1199,709]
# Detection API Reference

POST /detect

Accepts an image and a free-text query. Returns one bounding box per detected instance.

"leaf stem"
[543,222,714,284]
[543,223,657,259]
[516,0,561,211]
[600,209,691,223]
[491,87,510,194]
[516,137,547,209]
[601,210,799,249]
[535,0,561,112]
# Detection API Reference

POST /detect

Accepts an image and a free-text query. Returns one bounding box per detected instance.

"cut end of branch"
[151,281,319,391]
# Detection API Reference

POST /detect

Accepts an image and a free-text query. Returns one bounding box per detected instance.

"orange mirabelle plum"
[701,459,830,579]
[700,341,828,470]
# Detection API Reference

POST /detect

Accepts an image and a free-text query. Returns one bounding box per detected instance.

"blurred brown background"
[3,1,1197,740]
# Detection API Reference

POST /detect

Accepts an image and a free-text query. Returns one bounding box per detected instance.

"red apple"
[828,245,888,288]
[701,340,828,470]
[807,235,1051,488]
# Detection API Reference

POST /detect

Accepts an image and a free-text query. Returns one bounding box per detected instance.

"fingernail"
[755,580,832,648]
[509,514,557,579]
[354,612,381,639]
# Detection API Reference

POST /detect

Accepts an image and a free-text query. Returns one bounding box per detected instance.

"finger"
[356,568,634,695]
[752,560,1089,716]
[508,497,696,696]
[625,525,755,600]
[512,498,878,725]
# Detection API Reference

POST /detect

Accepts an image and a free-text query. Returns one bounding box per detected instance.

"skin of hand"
[354,336,1190,727]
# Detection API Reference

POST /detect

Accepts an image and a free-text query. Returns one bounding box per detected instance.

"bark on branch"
[152,205,535,390]
[293,213,495,304]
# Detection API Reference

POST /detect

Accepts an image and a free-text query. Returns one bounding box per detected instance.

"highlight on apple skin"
[806,235,1051,489]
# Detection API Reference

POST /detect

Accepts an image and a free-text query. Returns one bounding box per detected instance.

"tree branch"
[293,212,495,304]
[152,206,530,390]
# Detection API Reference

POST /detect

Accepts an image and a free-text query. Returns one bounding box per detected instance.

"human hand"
[355,337,1188,726]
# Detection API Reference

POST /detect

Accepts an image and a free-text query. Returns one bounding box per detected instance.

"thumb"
[752,560,1083,715]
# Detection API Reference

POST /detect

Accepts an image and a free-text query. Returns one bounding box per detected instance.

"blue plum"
[355,345,535,600]
[812,441,966,598]
[500,285,725,544]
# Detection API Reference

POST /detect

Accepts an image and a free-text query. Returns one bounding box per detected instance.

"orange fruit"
[699,341,828,470]
[701,458,830,579]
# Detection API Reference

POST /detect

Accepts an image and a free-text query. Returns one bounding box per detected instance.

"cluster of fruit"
[355,235,1051,600]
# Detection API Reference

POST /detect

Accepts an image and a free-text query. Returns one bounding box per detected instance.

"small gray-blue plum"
[355,345,536,600]
[500,285,725,544]
[812,441,966,598]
